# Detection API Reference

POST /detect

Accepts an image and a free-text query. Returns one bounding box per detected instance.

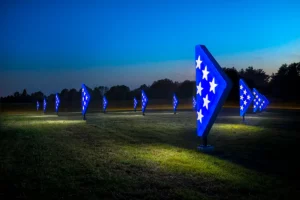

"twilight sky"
[1,0,300,97]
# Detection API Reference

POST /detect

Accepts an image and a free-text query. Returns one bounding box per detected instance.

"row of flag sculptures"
[37,88,179,117]
[194,45,269,150]
[239,79,269,120]
[36,45,270,149]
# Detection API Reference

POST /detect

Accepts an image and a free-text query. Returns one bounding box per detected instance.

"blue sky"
[1,0,300,96]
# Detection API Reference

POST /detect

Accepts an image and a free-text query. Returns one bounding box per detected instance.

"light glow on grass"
[28,115,59,118]
[114,144,270,188]
[213,123,265,133]
[103,114,142,118]
[5,119,85,126]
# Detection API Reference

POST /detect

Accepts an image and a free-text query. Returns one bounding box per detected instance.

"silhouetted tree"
[48,94,55,106]
[176,80,195,98]
[22,89,27,97]
[14,92,20,97]
[239,67,269,92]
[269,62,300,100]
[106,85,130,100]
[68,89,78,102]
[31,91,44,102]
[149,79,177,99]
[92,87,102,101]
[97,86,109,96]
[60,89,69,102]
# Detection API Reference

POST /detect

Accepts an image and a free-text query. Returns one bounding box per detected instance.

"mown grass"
[0,110,299,200]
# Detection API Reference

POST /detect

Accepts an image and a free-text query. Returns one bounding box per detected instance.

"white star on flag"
[240,85,243,90]
[247,95,250,100]
[240,95,244,100]
[202,66,209,80]
[196,56,202,69]
[209,78,218,94]
[240,105,244,110]
[197,109,204,123]
[197,82,203,96]
[203,94,210,110]
[243,90,247,95]
[244,100,247,105]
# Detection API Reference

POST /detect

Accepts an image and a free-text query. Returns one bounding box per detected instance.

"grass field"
[1,109,300,199]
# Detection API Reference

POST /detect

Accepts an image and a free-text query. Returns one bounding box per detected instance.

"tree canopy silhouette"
[1,62,300,104]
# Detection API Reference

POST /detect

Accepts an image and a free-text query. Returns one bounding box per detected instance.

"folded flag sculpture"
[103,96,108,113]
[195,45,232,150]
[173,93,178,114]
[239,79,254,121]
[55,93,60,114]
[141,90,148,116]
[82,84,91,120]
[43,97,47,113]
[133,97,138,112]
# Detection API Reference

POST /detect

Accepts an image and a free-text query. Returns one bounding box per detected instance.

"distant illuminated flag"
[37,101,39,111]
[55,93,60,113]
[103,96,108,113]
[133,97,138,111]
[141,90,148,115]
[239,79,254,117]
[82,84,91,119]
[252,88,260,113]
[195,45,232,140]
[173,93,178,114]
[259,94,268,112]
[193,96,197,111]
[43,97,47,113]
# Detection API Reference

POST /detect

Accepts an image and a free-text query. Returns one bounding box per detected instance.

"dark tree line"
[1,62,300,104]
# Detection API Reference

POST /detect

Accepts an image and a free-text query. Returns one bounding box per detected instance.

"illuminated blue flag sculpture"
[55,93,60,114]
[103,96,108,113]
[43,97,47,113]
[259,94,268,112]
[37,101,39,111]
[195,45,232,149]
[141,90,148,116]
[193,96,197,111]
[173,93,178,114]
[252,88,260,113]
[239,79,254,121]
[82,84,91,120]
[133,97,138,112]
